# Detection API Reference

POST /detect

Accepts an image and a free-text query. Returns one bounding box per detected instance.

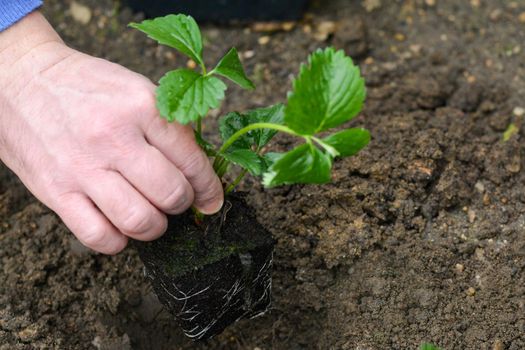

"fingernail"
[198,198,224,215]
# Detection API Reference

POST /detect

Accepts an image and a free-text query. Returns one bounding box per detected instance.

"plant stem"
[225,169,248,194]
[200,60,207,75]
[219,123,299,154]
[191,206,205,225]
[311,136,339,157]
[196,116,202,135]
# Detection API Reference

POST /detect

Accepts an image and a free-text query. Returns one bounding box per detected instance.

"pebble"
[313,21,337,41]
[186,59,197,69]
[363,0,381,12]
[70,1,92,25]
[252,21,295,33]
[17,324,39,342]
[243,50,255,59]
[468,209,476,223]
[493,339,504,350]
[425,0,435,6]
[394,33,406,41]
[470,0,480,7]
[475,181,485,193]
[258,36,271,45]
[466,287,476,296]
[455,263,465,272]
[519,12,525,23]
[513,106,524,117]
[490,9,502,21]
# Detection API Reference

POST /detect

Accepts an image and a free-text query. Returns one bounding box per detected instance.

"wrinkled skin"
[0,12,223,254]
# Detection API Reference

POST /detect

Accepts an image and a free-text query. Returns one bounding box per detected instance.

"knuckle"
[84,115,118,143]
[199,176,222,201]
[133,87,156,114]
[80,223,108,249]
[180,150,207,176]
[120,207,153,234]
[158,184,190,211]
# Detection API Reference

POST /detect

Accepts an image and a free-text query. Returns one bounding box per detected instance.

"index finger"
[143,115,224,215]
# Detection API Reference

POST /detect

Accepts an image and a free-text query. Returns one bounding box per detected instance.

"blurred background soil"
[1,0,525,349]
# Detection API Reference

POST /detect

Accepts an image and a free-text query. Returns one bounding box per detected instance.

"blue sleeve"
[0,0,43,32]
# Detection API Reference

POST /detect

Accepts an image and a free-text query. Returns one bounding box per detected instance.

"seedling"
[130,14,369,200]
[130,14,369,340]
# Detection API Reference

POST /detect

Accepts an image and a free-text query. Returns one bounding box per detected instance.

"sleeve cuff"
[0,0,43,32]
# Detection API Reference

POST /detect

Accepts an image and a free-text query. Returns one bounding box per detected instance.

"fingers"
[53,192,128,255]
[144,117,224,214]
[116,141,194,215]
[81,169,168,241]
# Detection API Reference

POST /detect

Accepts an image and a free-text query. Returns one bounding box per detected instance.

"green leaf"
[219,104,285,150]
[222,149,265,176]
[285,47,366,135]
[502,123,518,142]
[322,128,370,157]
[157,69,226,124]
[263,144,332,187]
[420,343,441,350]
[130,14,204,66]
[212,48,255,90]
[194,131,217,156]
[246,104,285,148]
[262,152,283,170]
[219,112,252,150]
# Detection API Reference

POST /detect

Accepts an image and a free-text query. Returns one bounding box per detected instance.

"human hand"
[0,12,224,254]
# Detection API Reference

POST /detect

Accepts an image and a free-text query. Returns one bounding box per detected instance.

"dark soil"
[136,193,274,340]
[1,0,525,349]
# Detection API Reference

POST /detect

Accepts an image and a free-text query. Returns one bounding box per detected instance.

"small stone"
[519,12,525,23]
[313,21,337,41]
[409,44,422,54]
[394,33,406,41]
[17,324,39,343]
[243,50,255,59]
[483,194,491,205]
[470,0,480,7]
[513,106,524,117]
[70,1,92,25]
[258,36,271,45]
[425,0,436,6]
[282,22,296,31]
[493,339,504,350]
[362,0,381,12]
[186,59,197,69]
[466,287,476,296]
[490,9,502,21]
[475,181,485,193]
[364,57,374,65]
[468,209,476,223]
[302,24,312,34]
[252,21,296,33]
[455,263,465,272]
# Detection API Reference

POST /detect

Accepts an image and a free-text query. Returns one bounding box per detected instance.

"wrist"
[0,12,73,99]
[0,11,63,65]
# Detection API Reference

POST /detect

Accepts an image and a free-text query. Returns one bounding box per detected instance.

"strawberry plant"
[130,14,369,198]
[130,14,369,340]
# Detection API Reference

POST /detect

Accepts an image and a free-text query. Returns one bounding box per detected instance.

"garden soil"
[1,0,525,349]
